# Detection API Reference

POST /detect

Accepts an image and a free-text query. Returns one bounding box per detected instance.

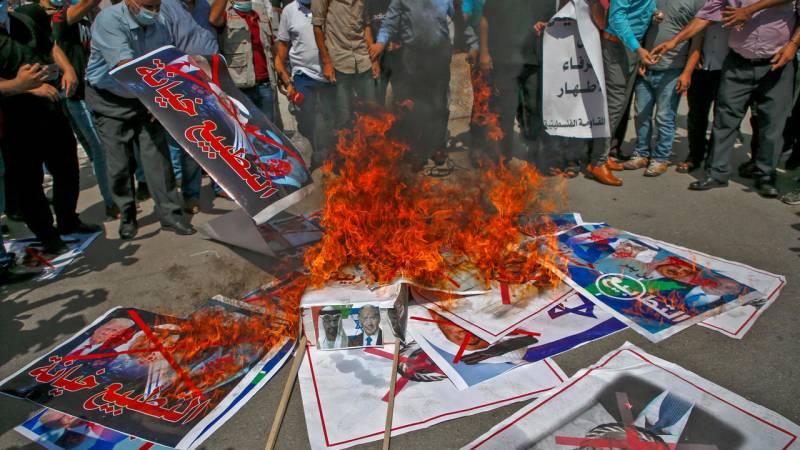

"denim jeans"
[633,68,683,162]
[293,73,337,170]
[64,98,114,207]
[333,70,376,130]
[167,135,202,200]
[0,152,10,268]
[241,81,276,123]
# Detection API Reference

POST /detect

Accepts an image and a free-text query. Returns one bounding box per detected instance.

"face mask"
[135,6,159,25]
[51,0,64,6]
[232,0,251,12]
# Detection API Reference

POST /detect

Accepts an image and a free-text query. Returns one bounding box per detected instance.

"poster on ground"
[465,342,800,449]
[111,46,313,224]
[0,300,295,449]
[554,224,762,342]
[3,232,101,281]
[298,340,566,450]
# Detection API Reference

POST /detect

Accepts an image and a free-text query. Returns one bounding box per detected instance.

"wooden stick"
[265,335,307,450]
[382,342,402,450]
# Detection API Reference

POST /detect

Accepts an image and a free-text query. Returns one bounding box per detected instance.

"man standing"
[586,0,657,186]
[312,0,375,131]
[371,0,454,170]
[85,0,218,239]
[0,0,100,254]
[654,0,799,198]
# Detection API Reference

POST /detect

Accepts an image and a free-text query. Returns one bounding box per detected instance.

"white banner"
[542,0,610,138]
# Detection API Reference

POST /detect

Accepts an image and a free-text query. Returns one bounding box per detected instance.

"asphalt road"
[1,65,799,449]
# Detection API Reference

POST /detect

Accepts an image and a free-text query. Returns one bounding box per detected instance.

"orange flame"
[471,70,504,143]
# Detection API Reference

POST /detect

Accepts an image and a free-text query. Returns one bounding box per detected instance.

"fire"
[471,70,504,143]
[304,109,565,293]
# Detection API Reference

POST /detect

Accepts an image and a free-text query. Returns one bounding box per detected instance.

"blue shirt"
[182,0,216,34]
[376,0,454,48]
[605,0,656,51]
[462,0,484,28]
[86,0,218,97]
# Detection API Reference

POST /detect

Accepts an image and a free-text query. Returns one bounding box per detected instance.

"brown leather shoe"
[586,164,623,186]
[606,158,624,171]
[622,156,649,170]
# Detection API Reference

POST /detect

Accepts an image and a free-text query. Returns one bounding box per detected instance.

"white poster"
[298,341,566,450]
[465,343,800,449]
[542,0,610,138]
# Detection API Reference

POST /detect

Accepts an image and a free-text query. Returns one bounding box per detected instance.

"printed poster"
[465,343,800,449]
[3,232,101,281]
[111,46,313,224]
[0,300,295,449]
[298,341,566,450]
[554,224,762,342]
[542,0,610,138]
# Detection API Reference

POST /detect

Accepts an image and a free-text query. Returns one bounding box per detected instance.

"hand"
[636,47,657,65]
[15,63,48,91]
[771,41,797,71]
[638,63,647,76]
[61,69,78,98]
[321,60,336,83]
[651,39,676,58]
[722,6,752,29]
[676,72,691,93]
[29,84,60,102]
[286,83,297,99]
[652,10,665,24]
[369,42,385,61]
[371,60,380,79]
[479,51,493,73]
[534,21,547,37]
[466,48,478,66]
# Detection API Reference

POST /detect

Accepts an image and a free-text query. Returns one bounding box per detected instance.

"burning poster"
[634,234,786,339]
[554,224,762,342]
[542,0,610,138]
[0,300,295,449]
[307,304,396,350]
[519,212,584,237]
[298,341,566,450]
[408,296,624,390]
[465,343,800,449]
[3,232,101,281]
[110,46,313,224]
[16,408,171,450]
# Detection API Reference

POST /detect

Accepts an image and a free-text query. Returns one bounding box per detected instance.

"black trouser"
[85,85,183,225]
[0,95,79,243]
[489,63,542,161]
[686,69,722,167]
[393,45,452,163]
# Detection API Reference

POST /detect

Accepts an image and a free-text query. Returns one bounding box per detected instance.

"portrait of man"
[349,305,383,347]
[317,306,348,349]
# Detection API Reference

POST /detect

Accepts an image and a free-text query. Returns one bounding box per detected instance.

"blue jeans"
[167,136,202,200]
[293,73,336,169]
[64,98,114,207]
[633,68,683,162]
[0,152,11,268]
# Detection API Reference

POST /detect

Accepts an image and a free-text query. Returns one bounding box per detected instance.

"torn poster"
[298,341,566,450]
[0,300,295,449]
[408,296,624,390]
[110,46,313,224]
[518,212,584,237]
[3,232,101,281]
[634,234,786,339]
[542,0,609,138]
[17,408,171,450]
[554,224,761,342]
[465,342,800,449]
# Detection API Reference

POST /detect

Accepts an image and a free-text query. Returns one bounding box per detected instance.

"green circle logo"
[595,274,646,300]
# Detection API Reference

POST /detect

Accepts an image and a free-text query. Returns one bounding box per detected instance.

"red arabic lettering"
[155,80,199,117]
[136,59,168,88]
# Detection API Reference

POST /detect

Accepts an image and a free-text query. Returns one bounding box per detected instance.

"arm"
[274,40,292,92]
[676,35,702,93]
[651,17,711,58]
[208,0,227,28]
[770,21,800,70]
[311,0,336,82]
[163,0,219,54]
[52,42,78,97]
[589,0,608,30]
[370,0,400,59]
[478,14,491,71]
[607,0,657,63]
[0,64,48,96]
[66,0,101,25]
[722,0,793,28]
[364,24,380,79]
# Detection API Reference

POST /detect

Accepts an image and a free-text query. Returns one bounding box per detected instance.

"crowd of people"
[1,0,799,283]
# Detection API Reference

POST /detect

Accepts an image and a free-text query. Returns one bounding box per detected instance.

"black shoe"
[161,222,196,236]
[755,176,779,198]
[786,150,800,171]
[119,221,139,240]
[105,205,121,222]
[738,160,765,179]
[57,220,102,235]
[41,236,69,255]
[136,182,151,201]
[689,177,729,191]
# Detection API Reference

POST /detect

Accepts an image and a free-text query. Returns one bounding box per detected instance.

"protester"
[274,0,336,171]
[586,0,657,187]
[371,0,454,171]
[1,0,101,254]
[312,0,375,131]
[624,0,705,177]
[85,0,218,239]
[478,0,556,165]
[363,0,394,105]
[653,0,799,198]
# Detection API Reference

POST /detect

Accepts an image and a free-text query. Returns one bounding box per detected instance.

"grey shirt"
[644,0,706,71]
[311,0,371,74]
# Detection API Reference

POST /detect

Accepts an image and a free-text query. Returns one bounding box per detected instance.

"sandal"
[676,161,695,173]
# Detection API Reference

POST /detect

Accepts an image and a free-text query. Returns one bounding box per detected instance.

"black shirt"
[52,6,92,99]
[0,7,54,80]
[482,0,556,66]
[363,0,391,38]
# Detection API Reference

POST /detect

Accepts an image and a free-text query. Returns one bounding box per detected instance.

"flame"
[304,109,565,292]
[470,70,503,143]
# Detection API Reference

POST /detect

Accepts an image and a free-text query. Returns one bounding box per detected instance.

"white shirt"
[277,1,326,82]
